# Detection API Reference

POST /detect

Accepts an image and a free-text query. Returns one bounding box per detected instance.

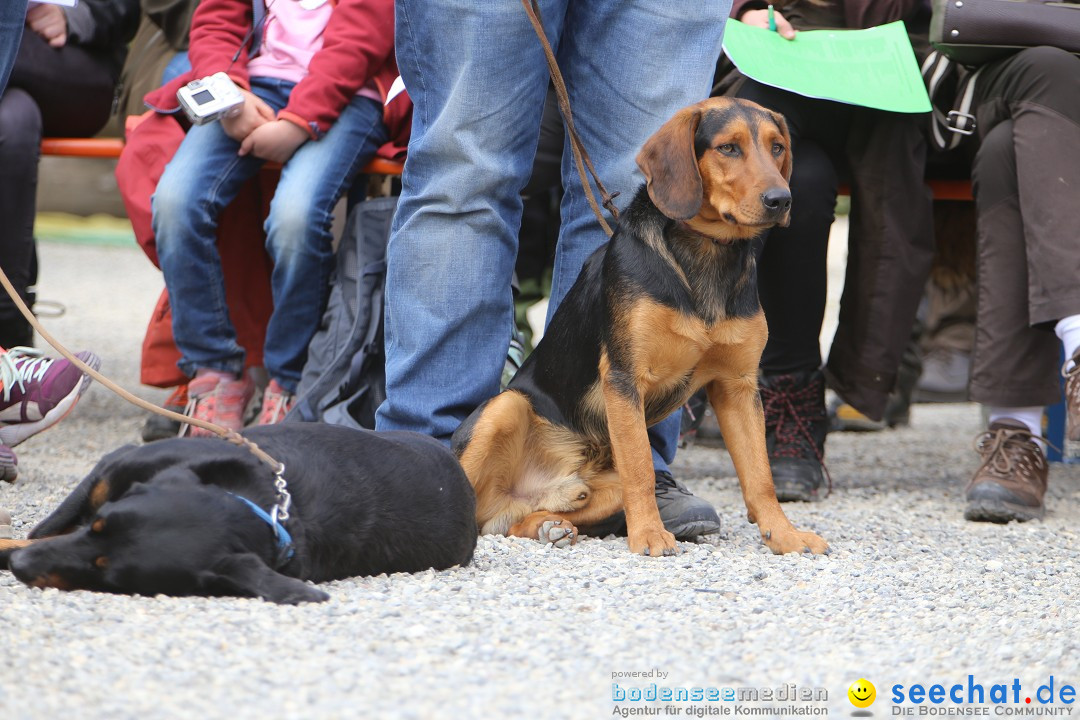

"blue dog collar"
[227,492,296,566]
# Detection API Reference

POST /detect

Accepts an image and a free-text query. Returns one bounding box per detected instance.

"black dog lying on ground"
[0,425,477,604]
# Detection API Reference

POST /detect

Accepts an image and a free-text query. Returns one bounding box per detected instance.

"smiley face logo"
[848,679,876,708]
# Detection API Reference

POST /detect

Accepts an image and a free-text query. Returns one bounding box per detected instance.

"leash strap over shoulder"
[520,0,619,237]
[922,50,983,153]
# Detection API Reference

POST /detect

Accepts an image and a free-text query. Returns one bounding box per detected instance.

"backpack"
[285,195,397,429]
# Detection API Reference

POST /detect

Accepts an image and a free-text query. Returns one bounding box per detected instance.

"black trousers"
[966,47,1080,407]
[733,80,850,375]
[734,80,935,421]
[0,31,115,347]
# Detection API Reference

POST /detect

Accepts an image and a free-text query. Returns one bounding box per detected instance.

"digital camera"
[176,72,245,125]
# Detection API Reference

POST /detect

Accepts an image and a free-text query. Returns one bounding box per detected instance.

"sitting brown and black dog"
[452,97,828,557]
[0,424,477,603]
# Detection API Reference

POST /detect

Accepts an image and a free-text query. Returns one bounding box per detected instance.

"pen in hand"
[768,4,777,32]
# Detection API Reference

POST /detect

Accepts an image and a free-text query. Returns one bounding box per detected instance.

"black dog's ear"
[198,554,330,605]
[29,444,142,539]
[636,107,704,221]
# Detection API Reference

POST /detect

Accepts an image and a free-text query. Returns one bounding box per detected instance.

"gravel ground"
[1,239,1079,720]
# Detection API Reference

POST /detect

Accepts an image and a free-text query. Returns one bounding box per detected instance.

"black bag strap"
[922,50,983,152]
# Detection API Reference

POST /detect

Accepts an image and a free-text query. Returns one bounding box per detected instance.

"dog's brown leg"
[457,391,535,535]
[706,374,828,554]
[601,362,678,557]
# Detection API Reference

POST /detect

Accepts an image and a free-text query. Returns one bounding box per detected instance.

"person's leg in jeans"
[550,0,728,536]
[378,0,556,440]
[257,90,388,423]
[153,81,293,432]
[0,0,27,97]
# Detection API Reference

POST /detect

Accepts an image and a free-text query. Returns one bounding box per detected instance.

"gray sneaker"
[654,470,721,539]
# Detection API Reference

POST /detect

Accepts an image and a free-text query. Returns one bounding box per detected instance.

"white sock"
[1055,315,1080,369]
[987,406,1045,451]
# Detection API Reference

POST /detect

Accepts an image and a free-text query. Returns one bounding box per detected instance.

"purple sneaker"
[0,443,16,483]
[0,347,100,448]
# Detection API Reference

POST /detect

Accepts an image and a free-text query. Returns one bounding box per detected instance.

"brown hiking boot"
[1063,351,1080,442]
[965,419,1048,522]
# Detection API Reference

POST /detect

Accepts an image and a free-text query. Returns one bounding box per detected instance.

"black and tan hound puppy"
[453,97,828,557]
[0,425,477,603]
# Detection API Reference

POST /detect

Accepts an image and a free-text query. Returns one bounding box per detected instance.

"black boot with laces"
[759,369,829,502]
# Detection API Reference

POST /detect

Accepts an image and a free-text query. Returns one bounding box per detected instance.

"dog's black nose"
[761,188,792,215]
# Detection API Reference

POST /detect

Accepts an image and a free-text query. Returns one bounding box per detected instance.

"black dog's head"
[8,477,328,605]
[637,96,793,240]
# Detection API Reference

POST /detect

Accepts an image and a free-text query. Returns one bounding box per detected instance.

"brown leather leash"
[520,0,620,238]
[0,263,286,476]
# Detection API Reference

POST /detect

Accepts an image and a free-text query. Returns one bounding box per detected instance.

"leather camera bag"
[930,0,1080,65]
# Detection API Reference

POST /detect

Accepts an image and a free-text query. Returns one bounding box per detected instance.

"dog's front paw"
[538,518,578,548]
[627,524,679,557]
[761,527,828,555]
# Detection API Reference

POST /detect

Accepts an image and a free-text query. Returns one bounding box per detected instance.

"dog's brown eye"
[772,143,785,156]
[94,556,108,569]
[91,518,106,533]
[577,492,588,501]
[716,143,739,157]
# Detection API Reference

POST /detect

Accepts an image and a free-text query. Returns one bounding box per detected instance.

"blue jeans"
[153,77,387,392]
[377,0,728,472]
[0,0,27,98]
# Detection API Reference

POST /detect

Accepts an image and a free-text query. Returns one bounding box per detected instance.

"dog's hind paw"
[539,518,577,548]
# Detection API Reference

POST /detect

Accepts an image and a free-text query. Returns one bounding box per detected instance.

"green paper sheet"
[721,19,931,113]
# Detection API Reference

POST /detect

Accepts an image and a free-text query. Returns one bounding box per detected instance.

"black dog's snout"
[760,188,792,215]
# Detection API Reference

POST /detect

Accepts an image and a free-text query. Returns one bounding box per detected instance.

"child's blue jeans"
[153,77,388,392]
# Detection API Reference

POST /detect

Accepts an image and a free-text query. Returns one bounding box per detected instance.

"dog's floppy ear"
[28,444,142,539]
[636,107,704,221]
[198,553,330,605]
[768,109,794,182]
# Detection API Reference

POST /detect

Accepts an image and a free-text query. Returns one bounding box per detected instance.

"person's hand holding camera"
[26,4,67,47]
[220,88,275,141]
[239,119,309,164]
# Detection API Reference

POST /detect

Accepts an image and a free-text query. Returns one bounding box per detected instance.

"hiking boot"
[256,379,295,426]
[0,443,16,483]
[965,419,1048,523]
[1063,350,1080,443]
[579,470,722,540]
[181,371,255,437]
[0,507,12,539]
[760,369,828,502]
[0,346,100,447]
[141,384,188,442]
[828,393,911,432]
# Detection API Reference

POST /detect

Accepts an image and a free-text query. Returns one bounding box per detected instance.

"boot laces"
[973,426,1049,487]
[760,375,832,494]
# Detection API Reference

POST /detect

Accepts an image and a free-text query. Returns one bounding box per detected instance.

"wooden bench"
[837,178,973,201]
[40,137,405,176]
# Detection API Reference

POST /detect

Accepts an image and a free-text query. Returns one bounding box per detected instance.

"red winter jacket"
[144,0,410,157]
